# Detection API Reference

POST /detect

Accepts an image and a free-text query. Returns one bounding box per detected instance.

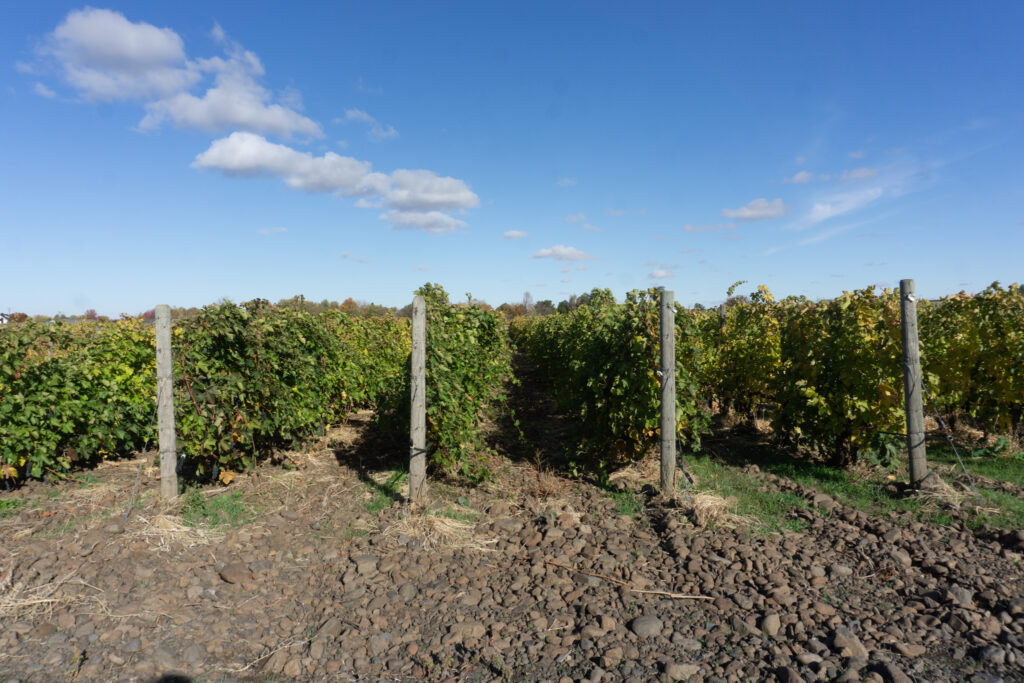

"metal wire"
[921,379,979,496]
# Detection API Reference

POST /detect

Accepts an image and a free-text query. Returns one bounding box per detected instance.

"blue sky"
[2,2,1022,315]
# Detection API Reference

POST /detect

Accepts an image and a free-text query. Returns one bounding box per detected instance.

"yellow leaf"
[218,470,236,485]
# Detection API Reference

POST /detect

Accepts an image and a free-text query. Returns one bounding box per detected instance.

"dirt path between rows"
[2,387,1024,682]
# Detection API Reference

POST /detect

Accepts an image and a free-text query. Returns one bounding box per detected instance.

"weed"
[611,490,643,517]
[0,499,26,519]
[364,470,406,514]
[180,488,253,528]
[782,518,809,533]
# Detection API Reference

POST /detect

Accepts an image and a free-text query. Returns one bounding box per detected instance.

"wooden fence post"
[660,289,676,496]
[409,296,427,503]
[155,305,178,499]
[718,302,727,330]
[900,279,928,487]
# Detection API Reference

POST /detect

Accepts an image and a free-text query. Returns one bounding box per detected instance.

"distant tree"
[9,312,28,323]
[496,303,527,320]
[522,291,535,314]
[692,302,706,311]
[140,309,156,321]
[83,309,98,320]
[534,299,555,316]
[340,297,359,313]
[396,303,414,318]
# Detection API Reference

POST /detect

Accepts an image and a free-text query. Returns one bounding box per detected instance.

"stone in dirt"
[353,554,378,575]
[946,585,974,607]
[831,627,869,659]
[664,662,700,680]
[894,642,926,657]
[219,562,252,585]
[888,548,912,568]
[776,666,803,683]
[874,661,913,683]
[629,615,663,638]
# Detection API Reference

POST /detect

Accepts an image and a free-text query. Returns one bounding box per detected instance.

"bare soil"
[1,406,1023,682]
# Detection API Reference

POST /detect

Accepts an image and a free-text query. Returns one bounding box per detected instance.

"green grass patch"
[180,488,253,528]
[610,490,643,517]
[929,440,1024,487]
[971,488,1024,530]
[0,499,26,519]
[363,469,406,514]
[434,506,478,523]
[687,453,809,533]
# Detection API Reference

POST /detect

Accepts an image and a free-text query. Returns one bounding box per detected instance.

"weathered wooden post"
[409,295,427,503]
[155,305,178,499]
[718,302,727,330]
[660,289,676,496]
[900,279,928,487]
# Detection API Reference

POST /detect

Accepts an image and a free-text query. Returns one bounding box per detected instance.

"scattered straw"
[687,491,746,528]
[127,513,216,551]
[0,571,101,620]
[383,513,497,553]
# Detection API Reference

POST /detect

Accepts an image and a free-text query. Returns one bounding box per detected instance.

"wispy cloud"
[532,245,595,261]
[849,150,866,159]
[256,226,287,235]
[340,108,398,141]
[649,269,673,279]
[340,251,368,263]
[783,170,813,184]
[33,82,56,98]
[840,167,879,181]
[555,177,577,187]
[684,223,736,233]
[722,198,787,221]
[381,210,466,233]
[606,208,625,216]
[503,230,527,239]
[581,223,603,232]
[806,187,884,225]
[564,213,585,223]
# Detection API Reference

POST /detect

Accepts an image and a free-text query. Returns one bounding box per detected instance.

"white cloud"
[41,8,199,101]
[381,210,466,233]
[532,245,595,261]
[386,169,478,211]
[806,187,884,224]
[414,264,428,271]
[577,264,591,271]
[555,177,577,187]
[795,156,807,164]
[256,226,287,235]
[784,170,813,184]
[140,33,321,138]
[649,269,673,279]
[564,213,585,223]
[581,223,603,232]
[342,108,399,141]
[722,198,787,221]
[560,278,571,283]
[193,132,384,195]
[849,150,866,159]
[37,9,319,139]
[560,266,571,273]
[503,230,527,239]
[606,208,625,216]
[841,167,879,181]
[33,82,56,98]
[340,251,368,263]
[193,132,478,232]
